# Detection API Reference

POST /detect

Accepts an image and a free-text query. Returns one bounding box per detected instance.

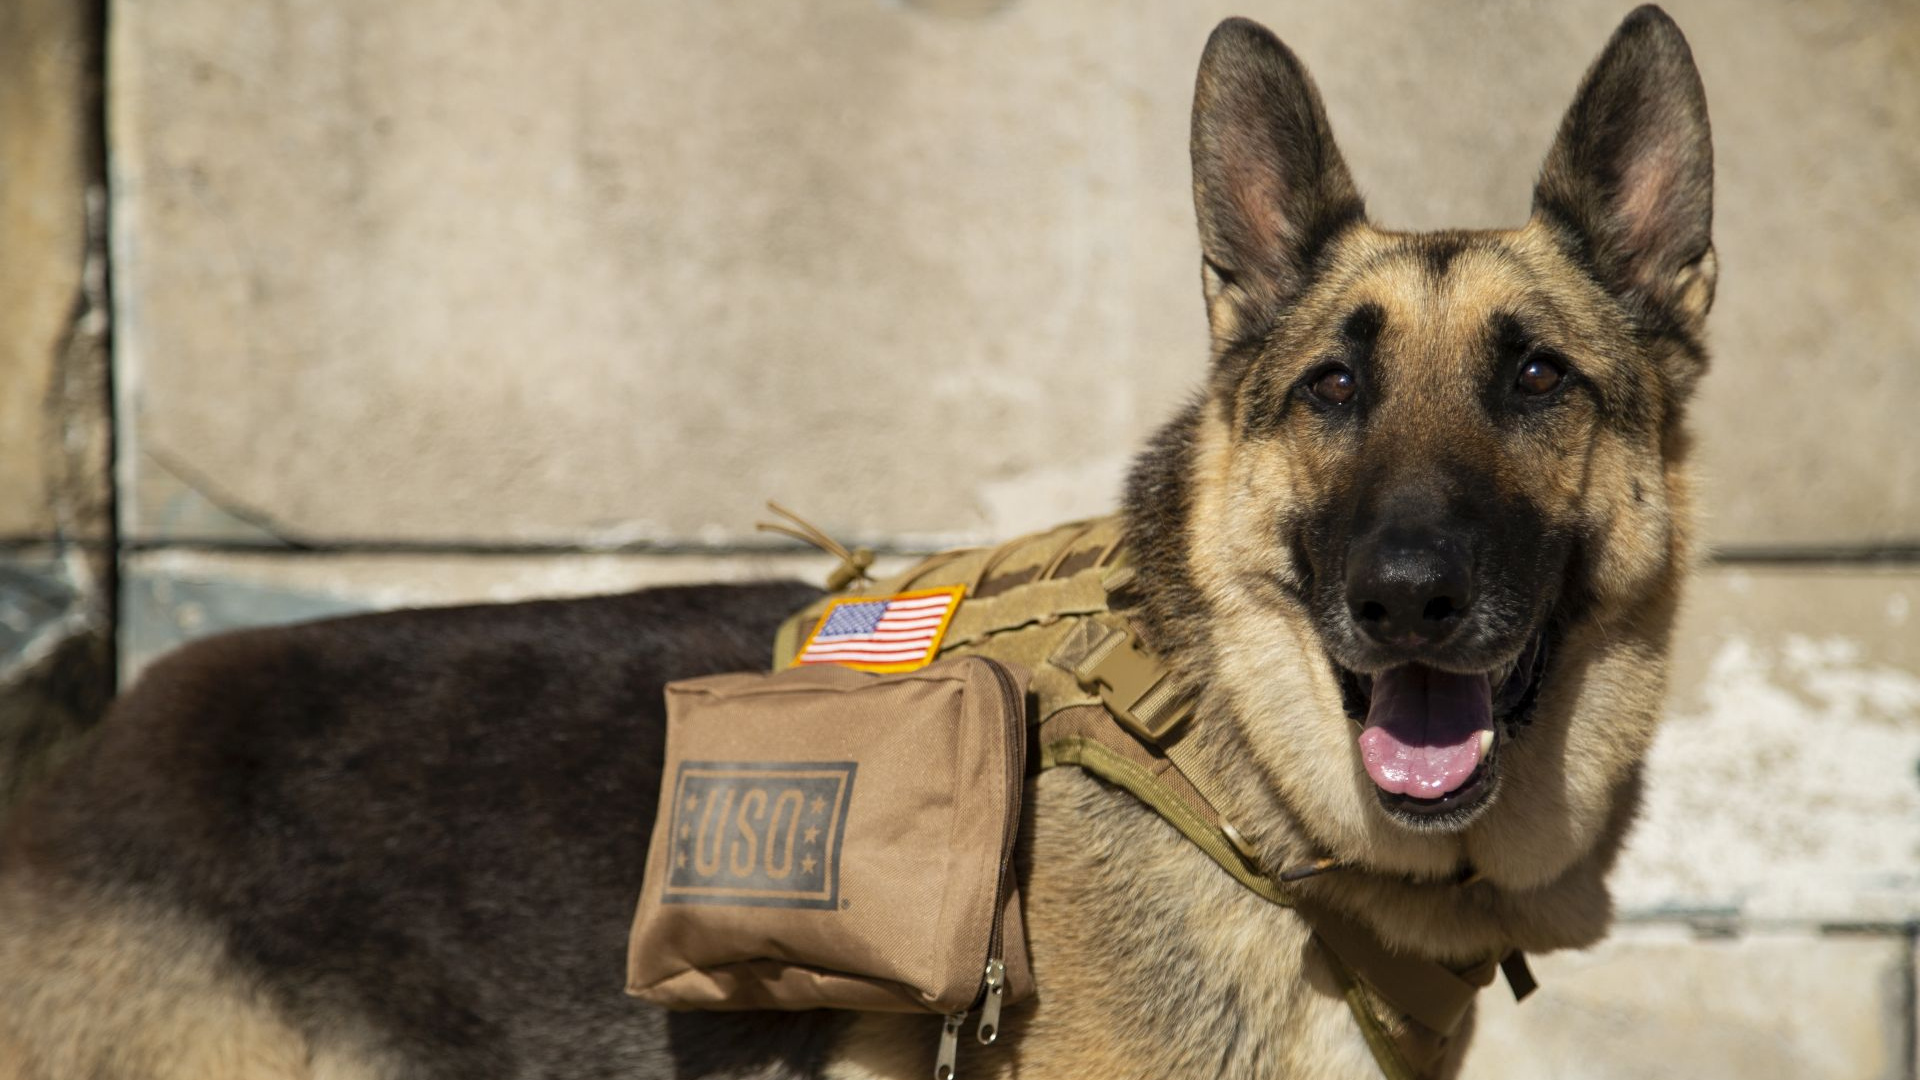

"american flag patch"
[792,586,966,673]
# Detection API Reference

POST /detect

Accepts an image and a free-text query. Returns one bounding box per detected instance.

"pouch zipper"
[935,658,1026,1080]
[936,1010,966,1080]
[976,658,1024,1045]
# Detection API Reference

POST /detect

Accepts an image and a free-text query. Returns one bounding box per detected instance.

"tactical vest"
[771,516,1532,1080]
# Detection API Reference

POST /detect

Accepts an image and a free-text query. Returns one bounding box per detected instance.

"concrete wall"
[0,0,113,806]
[4,0,1917,1075]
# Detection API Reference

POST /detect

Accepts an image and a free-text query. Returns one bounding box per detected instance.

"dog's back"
[0,580,839,1080]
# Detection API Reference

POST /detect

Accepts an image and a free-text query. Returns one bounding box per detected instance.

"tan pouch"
[627,656,1035,1047]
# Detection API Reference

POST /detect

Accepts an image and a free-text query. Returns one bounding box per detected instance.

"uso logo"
[662,761,856,909]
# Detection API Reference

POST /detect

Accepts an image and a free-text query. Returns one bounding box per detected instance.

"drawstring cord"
[756,501,875,592]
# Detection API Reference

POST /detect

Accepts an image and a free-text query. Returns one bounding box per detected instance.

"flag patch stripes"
[792,586,966,673]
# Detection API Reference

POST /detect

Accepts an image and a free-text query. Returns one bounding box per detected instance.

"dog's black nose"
[1346,529,1473,646]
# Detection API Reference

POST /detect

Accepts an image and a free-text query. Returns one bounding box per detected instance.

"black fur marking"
[1294,200,1367,286]
[1321,302,1385,425]
[1238,360,1296,435]
[1215,331,1278,413]
[1238,303,1384,437]
[1340,303,1384,349]
[1489,311,1532,359]
[1288,530,1317,597]
[1551,536,1604,645]
[9,582,843,1080]
[1421,235,1469,279]
[1304,443,1576,678]
[1481,312,1547,420]
[1121,399,1212,661]
[1480,310,1639,432]
[1601,343,1659,434]
[1532,193,1606,285]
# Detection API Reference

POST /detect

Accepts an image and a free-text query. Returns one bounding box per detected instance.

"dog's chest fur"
[825,772,1426,1080]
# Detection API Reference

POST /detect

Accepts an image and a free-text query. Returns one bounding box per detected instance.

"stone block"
[0,553,84,671]
[109,0,1920,549]
[1618,566,1920,923]
[0,0,109,542]
[0,549,113,810]
[1467,924,1910,1080]
[120,549,889,681]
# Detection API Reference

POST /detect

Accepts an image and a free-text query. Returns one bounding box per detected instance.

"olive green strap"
[940,571,1112,650]
[1047,614,1197,743]
[1045,615,1264,860]
[1035,732,1291,907]
[770,608,814,671]
[1304,903,1497,1037]
[1317,940,1421,1080]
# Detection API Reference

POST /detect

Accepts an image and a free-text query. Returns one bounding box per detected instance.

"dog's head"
[1129,7,1713,889]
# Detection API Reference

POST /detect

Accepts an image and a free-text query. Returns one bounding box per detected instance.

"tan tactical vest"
[771,516,1532,1080]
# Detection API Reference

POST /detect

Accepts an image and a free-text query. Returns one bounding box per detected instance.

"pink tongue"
[1358,665,1493,799]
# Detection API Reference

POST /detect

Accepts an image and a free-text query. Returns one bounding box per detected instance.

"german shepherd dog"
[0,7,1712,1079]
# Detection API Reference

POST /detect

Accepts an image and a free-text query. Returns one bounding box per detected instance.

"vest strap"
[1305,903,1499,1036]
[1049,619,1197,742]
[1034,709,1290,907]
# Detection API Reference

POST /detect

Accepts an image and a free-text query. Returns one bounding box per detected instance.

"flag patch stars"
[792,586,966,673]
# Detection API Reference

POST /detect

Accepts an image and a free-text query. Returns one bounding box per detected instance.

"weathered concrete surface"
[1468,924,1910,1080]
[0,0,115,814]
[1617,566,1920,923]
[0,550,114,809]
[0,0,108,542]
[0,555,84,672]
[111,0,1920,549]
[120,549,885,681]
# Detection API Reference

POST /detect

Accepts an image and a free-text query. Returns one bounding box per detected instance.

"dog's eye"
[1515,354,1565,396]
[1308,366,1357,407]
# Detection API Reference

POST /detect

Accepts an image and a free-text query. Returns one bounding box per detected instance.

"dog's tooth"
[1478,729,1494,760]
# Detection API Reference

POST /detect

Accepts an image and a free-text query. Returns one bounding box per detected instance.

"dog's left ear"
[1534,6,1715,344]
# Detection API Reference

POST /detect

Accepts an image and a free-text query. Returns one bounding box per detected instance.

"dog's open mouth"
[1336,628,1553,826]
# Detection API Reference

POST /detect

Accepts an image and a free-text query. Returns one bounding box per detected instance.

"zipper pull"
[975,959,1007,1045]
[935,1010,966,1080]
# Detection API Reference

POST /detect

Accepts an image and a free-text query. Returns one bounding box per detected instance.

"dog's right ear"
[1191,18,1366,347]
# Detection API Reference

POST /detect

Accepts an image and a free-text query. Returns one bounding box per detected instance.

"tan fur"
[0,872,390,1080]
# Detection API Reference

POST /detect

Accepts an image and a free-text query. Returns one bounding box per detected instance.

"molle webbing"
[775,518,1127,723]
[770,516,1513,1080]
[771,519,1253,893]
